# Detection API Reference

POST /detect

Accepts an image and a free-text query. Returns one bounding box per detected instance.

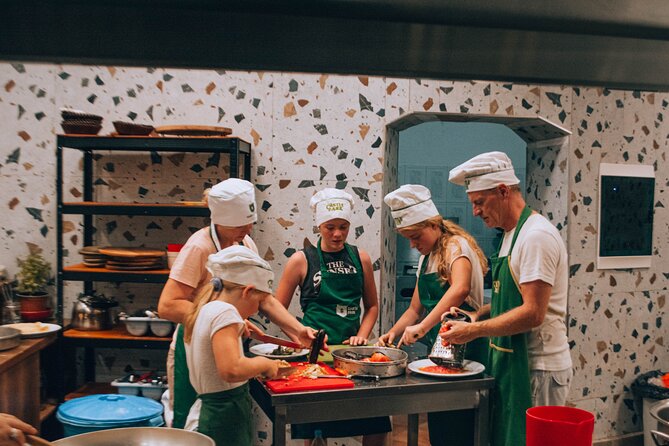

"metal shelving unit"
[55,134,251,396]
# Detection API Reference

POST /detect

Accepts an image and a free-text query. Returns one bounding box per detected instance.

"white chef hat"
[208,178,257,227]
[206,245,274,294]
[309,188,354,227]
[448,151,520,192]
[383,184,440,229]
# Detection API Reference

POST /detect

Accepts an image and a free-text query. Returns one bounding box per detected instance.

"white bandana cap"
[208,178,257,227]
[448,151,520,192]
[309,188,354,227]
[206,245,274,294]
[383,184,440,229]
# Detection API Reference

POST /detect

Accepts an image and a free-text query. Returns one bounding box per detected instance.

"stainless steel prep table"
[250,372,494,446]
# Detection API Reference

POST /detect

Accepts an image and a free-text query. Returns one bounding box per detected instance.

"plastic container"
[111,379,167,400]
[119,316,149,336]
[526,406,594,446]
[57,394,164,437]
[149,318,174,337]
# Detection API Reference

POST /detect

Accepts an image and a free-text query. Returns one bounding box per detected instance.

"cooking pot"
[52,427,214,446]
[71,292,118,331]
[650,399,669,446]
[0,326,21,351]
[332,346,408,378]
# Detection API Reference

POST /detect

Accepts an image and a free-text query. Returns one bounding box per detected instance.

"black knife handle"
[308,329,326,364]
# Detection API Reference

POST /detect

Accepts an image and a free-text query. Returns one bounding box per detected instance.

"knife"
[249,332,304,350]
[318,374,380,381]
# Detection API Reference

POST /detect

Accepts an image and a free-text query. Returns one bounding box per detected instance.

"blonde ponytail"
[400,216,489,285]
[183,280,246,343]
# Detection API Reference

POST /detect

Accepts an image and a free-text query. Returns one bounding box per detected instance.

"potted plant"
[15,252,53,312]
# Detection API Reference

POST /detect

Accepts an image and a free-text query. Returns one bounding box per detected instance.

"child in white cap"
[380,183,489,446]
[182,245,282,446]
[158,178,315,430]
[275,187,390,445]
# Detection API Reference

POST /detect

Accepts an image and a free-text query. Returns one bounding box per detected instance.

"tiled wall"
[1,64,667,443]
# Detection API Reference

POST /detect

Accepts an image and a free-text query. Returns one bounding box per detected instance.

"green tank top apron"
[488,206,533,446]
[173,324,198,429]
[418,252,489,446]
[301,240,363,345]
[198,383,253,446]
[417,253,488,364]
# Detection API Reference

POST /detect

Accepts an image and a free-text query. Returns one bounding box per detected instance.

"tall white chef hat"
[206,245,274,294]
[383,184,440,229]
[208,178,257,227]
[309,188,354,227]
[448,151,520,192]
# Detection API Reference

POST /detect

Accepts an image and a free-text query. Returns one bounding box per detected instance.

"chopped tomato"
[419,365,464,374]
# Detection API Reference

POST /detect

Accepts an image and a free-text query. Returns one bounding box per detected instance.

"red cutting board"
[264,362,354,394]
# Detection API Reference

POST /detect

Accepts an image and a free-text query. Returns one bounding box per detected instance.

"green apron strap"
[173,324,198,429]
[198,383,253,446]
[301,240,363,344]
[488,205,533,446]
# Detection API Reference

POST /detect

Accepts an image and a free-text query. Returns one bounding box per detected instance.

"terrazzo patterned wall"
[1,63,667,443]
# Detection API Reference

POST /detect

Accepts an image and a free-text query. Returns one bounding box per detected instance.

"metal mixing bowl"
[0,326,21,351]
[332,346,408,378]
[52,427,215,446]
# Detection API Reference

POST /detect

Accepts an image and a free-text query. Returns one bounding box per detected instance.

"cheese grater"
[428,312,470,369]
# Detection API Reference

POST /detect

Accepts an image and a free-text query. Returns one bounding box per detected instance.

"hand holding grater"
[428,311,471,368]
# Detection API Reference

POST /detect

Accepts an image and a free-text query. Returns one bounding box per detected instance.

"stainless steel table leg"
[474,389,490,446]
[273,407,287,446]
[407,413,420,446]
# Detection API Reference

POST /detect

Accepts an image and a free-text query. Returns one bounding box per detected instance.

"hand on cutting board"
[377,331,397,347]
[343,335,368,346]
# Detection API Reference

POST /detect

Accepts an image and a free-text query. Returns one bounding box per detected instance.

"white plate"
[407,359,485,378]
[2,322,61,338]
[249,343,309,359]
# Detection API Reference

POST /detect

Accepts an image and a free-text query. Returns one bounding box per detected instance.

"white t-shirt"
[184,300,246,395]
[416,235,484,311]
[499,213,572,371]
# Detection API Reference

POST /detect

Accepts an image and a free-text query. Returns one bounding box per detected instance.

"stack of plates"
[79,246,108,268]
[61,108,103,135]
[98,247,166,271]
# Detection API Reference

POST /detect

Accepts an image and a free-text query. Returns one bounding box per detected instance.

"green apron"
[417,253,488,364]
[198,383,253,446]
[173,324,198,429]
[418,252,489,446]
[488,206,533,446]
[301,240,363,345]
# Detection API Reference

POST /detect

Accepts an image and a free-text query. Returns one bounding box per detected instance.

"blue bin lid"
[57,394,163,426]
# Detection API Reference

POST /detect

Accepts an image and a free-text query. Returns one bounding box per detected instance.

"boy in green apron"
[442,151,573,446]
[275,188,390,445]
[381,184,490,446]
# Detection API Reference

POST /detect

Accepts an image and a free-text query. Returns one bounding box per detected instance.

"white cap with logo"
[309,188,354,227]
[448,151,520,192]
[383,184,440,229]
[206,245,274,294]
[208,178,257,227]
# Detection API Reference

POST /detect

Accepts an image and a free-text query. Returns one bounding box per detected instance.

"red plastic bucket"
[526,406,594,446]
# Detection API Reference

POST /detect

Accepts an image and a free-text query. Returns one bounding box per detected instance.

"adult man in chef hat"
[442,151,572,446]
[158,178,315,431]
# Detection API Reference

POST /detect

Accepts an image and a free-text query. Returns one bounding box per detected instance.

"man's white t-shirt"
[416,235,485,311]
[498,213,572,371]
[185,300,246,395]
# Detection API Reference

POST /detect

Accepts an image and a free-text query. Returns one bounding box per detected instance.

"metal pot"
[332,346,408,378]
[52,427,214,446]
[0,326,21,351]
[71,293,118,331]
[650,399,669,446]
